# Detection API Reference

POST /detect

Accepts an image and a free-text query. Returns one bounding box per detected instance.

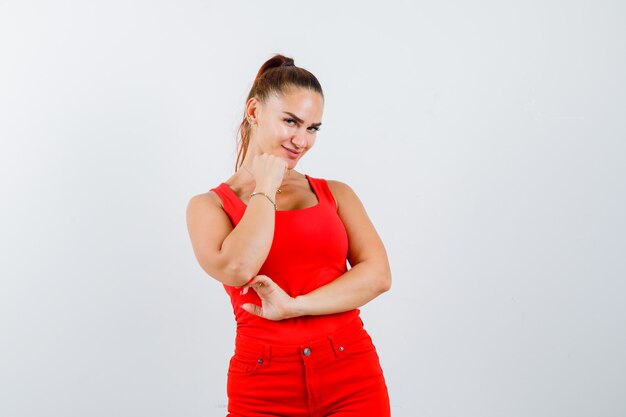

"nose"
[291,132,307,149]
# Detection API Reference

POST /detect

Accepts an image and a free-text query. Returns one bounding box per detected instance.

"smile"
[282,146,302,158]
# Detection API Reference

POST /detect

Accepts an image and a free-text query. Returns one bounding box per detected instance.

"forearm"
[293,261,391,316]
[220,188,277,284]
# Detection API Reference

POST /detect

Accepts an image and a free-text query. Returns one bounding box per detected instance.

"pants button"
[303,347,311,356]
[339,346,344,352]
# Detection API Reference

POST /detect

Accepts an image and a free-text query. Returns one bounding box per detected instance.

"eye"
[284,118,320,132]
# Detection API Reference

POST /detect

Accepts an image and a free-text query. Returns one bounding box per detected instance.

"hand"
[249,154,288,193]
[240,275,299,321]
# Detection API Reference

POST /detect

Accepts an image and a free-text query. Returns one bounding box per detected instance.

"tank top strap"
[306,174,338,210]
[209,183,245,225]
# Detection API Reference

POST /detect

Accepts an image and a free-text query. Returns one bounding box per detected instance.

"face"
[246,87,324,169]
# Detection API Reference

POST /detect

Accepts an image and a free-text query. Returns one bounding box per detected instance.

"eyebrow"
[282,111,322,127]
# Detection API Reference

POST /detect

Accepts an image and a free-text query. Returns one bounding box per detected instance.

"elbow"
[195,250,254,287]
[222,260,255,287]
[378,272,392,294]
[374,264,392,294]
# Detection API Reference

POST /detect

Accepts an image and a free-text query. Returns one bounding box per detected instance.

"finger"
[251,275,272,286]
[248,283,267,298]
[239,283,253,295]
[245,275,271,289]
[238,276,257,294]
[239,283,254,295]
[251,280,274,297]
[241,303,263,317]
[242,275,274,296]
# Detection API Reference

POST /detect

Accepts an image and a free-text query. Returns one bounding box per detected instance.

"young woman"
[186,54,392,417]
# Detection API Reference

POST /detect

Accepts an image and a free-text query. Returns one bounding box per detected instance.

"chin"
[280,153,300,164]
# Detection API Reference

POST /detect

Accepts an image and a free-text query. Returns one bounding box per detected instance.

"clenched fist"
[249,153,288,194]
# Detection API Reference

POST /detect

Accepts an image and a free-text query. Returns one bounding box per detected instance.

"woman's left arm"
[241,180,391,320]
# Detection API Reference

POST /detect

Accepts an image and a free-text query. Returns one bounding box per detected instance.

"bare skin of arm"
[186,154,287,287]
[241,180,391,320]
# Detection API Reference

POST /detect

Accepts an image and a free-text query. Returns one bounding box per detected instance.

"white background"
[1,1,625,416]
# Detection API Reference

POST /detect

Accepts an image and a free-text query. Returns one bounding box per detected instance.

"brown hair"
[234,54,324,172]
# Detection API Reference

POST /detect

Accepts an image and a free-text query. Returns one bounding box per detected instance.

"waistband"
[233,316,369,363]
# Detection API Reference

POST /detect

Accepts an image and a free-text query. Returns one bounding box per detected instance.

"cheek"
[274,125,291,138]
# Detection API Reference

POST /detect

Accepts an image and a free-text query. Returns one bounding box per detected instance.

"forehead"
[265,88,324,119]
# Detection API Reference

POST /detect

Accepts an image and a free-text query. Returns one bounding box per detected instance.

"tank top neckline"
[219,174,322,213]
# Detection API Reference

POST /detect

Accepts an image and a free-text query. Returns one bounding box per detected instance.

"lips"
[282,146,302,158]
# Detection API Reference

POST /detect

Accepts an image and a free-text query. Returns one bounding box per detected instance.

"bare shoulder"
[186,190,230,233]
[187,190,224,211]
[325,179,361,212]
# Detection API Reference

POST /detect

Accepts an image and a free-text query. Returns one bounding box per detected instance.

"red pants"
[226,317,390,417]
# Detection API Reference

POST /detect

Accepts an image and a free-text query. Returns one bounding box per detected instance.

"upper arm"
[326,180,391,284]
[185,192,241,285]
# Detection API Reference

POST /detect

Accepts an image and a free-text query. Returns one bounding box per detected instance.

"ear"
[245,97,262,122]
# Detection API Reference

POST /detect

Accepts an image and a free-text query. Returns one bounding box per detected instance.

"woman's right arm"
[185,155,286,287]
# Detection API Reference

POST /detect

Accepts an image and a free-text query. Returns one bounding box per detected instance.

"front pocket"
[227,354,262,376]
[342,333,377,358]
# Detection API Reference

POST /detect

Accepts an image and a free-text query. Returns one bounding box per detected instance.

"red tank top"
[210,174,360,345]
